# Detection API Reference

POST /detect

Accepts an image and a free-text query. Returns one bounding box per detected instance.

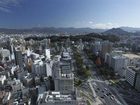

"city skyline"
[0,0,140,29]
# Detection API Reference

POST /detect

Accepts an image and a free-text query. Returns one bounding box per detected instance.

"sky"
[0,0,140,29]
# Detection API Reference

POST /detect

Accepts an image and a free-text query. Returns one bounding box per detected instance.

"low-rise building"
[37,91,78,105]
[0,75,6,86]
[0,48,11,62]
[0,91,11,105]
[122,53,140,66]
[8,79,23,92]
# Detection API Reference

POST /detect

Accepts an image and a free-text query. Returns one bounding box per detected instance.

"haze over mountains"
[120,27,140,32]
[0,27,140,35]
[0,27,106,34]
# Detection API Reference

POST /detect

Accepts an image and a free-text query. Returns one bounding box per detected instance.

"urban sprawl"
[0,33,140,105]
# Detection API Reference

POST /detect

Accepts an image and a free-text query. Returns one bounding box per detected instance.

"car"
[100,96,104,98]
[95,90,98,92]
[108,92,111,95]
[101,90,104,93]
[110,96,114,100]
[110,95,115,100]
[111,95,115,98]
[106,93,109,96]
[104,88,108,90]
[97,88,100,90]
[104,94,107,97]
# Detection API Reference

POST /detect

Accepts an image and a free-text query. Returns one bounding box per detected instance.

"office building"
[32,60,47,76]
[101,41,112,59]
[53,52,74,94]
[111,55,127,77]
[93,41,102,54]
[14,48,23,69]
[126,66,140,91]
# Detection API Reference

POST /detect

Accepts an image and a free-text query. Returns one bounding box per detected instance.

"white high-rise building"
[45,49,51,59]
[111,55,127,77]
[32,60,47,76]
[0,75,6,86]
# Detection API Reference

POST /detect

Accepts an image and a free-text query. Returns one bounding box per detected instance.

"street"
[81,50,128,105]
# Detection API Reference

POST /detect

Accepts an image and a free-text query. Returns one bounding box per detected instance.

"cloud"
[0,0,22,12]
[89,21,93,24]
[91,22,119,29]
[0,6,10,12]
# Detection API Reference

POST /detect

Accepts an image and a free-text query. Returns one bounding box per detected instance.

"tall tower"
[14,48,23,69]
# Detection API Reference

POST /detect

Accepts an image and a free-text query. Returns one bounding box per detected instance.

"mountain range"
[0,27,140,35]
[0,27,106,34]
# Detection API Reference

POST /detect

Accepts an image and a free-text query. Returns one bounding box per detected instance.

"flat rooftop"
[128,66,140,72]
[37,91,76,104]
[123,53,140,59]
[112,55,126,59]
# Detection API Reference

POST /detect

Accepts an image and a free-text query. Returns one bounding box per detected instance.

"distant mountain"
[56,27,106,34]
[0,27,106,34]
[134,32,140,36]
[103,28,131,36]
[120,27,140,33]
[1,27,140,36]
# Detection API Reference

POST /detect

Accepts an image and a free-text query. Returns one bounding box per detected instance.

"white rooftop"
[123,53,140,59]
[37,91,76,104]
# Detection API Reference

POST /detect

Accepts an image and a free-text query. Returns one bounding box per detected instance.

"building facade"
[125,66,140,91]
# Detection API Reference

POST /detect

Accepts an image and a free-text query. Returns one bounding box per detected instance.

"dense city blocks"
[0,1,140,105]
[0,34,139,105]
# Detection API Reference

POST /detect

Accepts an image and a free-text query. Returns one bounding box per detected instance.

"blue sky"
[0,0,140,29]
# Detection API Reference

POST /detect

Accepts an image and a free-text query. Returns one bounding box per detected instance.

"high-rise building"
[52,52,74,94]
[32,60,47,76]
[14,48,23,69]
[37,51,79,105]
[101,41,112,59]
[45,49,51,59]
[126,66,140,91]
[111,55,127,77]
[93,41,102,54]
[43,38,50,49]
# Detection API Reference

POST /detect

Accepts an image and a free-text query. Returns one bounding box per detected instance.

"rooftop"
[128,66,140,73]
[61,52,71,60]
[60,73,74,79]
[37,91,76,104]
[112,55,126,59]
[123,53,140,59]
[34,59,44,65]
